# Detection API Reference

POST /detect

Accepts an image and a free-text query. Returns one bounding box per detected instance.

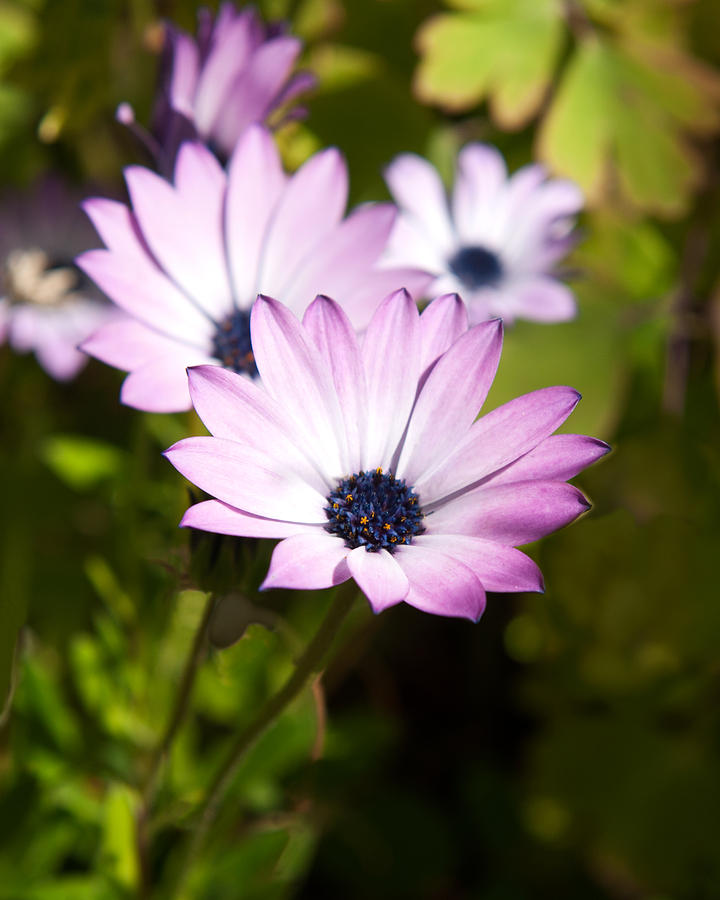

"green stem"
[137,592,215,896]
[169,584,356,897]
[143,592,216,803]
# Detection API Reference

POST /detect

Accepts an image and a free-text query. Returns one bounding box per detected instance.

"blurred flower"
[119,2,316,172]
[165,291,608,620]
[0,177,113,381]
[79,126,430,412]
[382,144,583,324]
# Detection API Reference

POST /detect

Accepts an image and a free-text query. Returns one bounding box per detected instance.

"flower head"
[0,177,114,381]
[165,290,609,620]
[78,126,430,412]
[382,144,583,324]
[119,3,315,171]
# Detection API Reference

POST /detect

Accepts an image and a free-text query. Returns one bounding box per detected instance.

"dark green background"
[1,0,719,897]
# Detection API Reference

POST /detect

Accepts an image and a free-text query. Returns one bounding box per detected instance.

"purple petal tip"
[595,439,612,456]
[178,509,194,529]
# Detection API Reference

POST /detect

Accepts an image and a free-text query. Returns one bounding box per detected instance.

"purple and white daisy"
[165,290,609,621]
[382,144,583,325]
[119,2,315,172]
[0,177,114,381]
[78,125,429,413]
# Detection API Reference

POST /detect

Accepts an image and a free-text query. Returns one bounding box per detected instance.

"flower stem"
[169,584,356,896]
[144,592,216,803]
[136,592,215,895]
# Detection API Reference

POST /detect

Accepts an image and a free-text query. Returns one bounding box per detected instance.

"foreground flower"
[0,177,114,381]
[79,126,429,412]
[118,2,315,172]
[165,291,609,620]
[382,144,583,324]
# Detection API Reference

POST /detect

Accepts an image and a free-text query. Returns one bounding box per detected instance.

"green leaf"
[84,556,136,625]
[308,43,381,91]
[195,622,283,724]
[187,828,291,899]
[536,38,612,203]
[0,1,36,74]
[273,820,318,886]
[539,36,720,216]
[69,632,152,744]
[0,877,120,900]
[41,435,125,491]
[617,39,720,135]
[414,0,565,128]
[99,784,140,892]
[16,652,81,754]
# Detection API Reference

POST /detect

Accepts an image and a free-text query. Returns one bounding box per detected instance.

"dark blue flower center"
[324,468,425,553]
[212,309,257,377]
[448,245,503,290]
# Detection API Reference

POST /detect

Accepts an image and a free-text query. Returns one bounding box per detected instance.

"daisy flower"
[118,2,315,172]
[0,177,114,381]
[165,291,609,620]
[382,144,583,324]
[78,125,430,412]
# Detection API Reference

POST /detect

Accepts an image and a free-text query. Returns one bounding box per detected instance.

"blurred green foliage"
[415,0,720,216]
[1,0,720,897]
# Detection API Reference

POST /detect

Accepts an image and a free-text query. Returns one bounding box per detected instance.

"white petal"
[384,153,454,251]
[225,125,287,306]
[452,143,507,243]
[251,296,346,480]
[258,148,348,297]
[362,289,421,470]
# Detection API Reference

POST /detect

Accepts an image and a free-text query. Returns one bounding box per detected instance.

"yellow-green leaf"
[41,435,125,491]
[309,43,381,92]
[0,1,36,74]
[414,0,565,129]
[99,784,140,891]
[539,36,720,216]
[537,38,613,204]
